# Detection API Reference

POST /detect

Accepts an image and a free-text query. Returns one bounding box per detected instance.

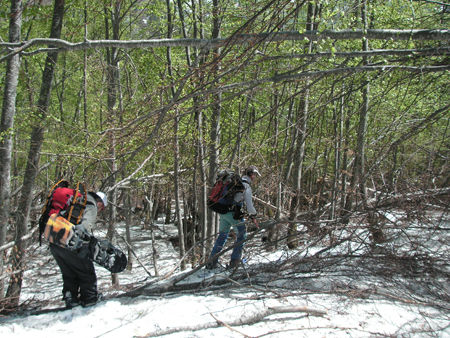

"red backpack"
[38,180,87,245]
[207,170,245,214]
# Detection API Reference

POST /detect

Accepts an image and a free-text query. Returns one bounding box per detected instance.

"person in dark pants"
[50,191,107,308]
[207,166,260,270]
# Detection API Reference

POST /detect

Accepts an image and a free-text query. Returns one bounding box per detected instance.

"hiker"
[49,190,107,308]
[206,165,260,270]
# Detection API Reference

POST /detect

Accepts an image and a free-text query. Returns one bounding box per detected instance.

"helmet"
[95,191,108,207]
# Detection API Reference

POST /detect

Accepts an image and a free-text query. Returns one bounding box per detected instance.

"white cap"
[96,191,108,207]
[246,165,261,177]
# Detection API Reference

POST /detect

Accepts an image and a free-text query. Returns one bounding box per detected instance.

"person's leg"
[52,244,99,307]
[50,245,80,308]
[71,245,98,306]
[207,232,228,268]
[207,213,233,268]
[77,259,98,307]
[230,223,247,267]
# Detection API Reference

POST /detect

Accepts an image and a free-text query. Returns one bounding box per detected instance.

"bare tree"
[5,0,65,308]
[206,0,222,254]
[0,0,23,299]
[104,0,124,287]
[287,0,321,248]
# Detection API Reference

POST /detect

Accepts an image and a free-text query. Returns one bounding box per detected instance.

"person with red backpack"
[49,189,107,308]
[206,166,260,270]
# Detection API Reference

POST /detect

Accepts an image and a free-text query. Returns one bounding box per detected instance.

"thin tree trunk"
[330,86,344,220]
[0,0,22,299]
[357,0,370,209]
[287,1,319,248]
[206,0,222,253]
[174,111,186,270]
[104,1,121,287]
[359,1,385,244]
[177,0,191,66]
[125,192,133,271]
[145,167,159,276]
[196,109,208,260]
[344,0,370,218]
[5,0,65,308]
[166,0,187,270]
[191,0,208,262]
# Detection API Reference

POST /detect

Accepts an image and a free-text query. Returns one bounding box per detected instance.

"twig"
[114,230,153,278]
[0,226,39,252]
[210,312,251,337]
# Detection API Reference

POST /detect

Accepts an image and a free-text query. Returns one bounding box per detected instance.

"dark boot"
[228,259,240,270]
[81,292,103,308]
[64,291,80,309]
[205,261,217,270]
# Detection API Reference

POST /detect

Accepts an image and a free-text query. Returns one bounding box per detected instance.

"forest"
[0,0,448,315]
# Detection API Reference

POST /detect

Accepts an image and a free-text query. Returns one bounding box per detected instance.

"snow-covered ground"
[0,211,448,338]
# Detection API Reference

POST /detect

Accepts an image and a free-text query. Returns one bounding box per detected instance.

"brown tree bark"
[206,0,222,253]
[287,0,320,248]
[5,0,65,308]
[104,0,123,287]
[0,0,23,299]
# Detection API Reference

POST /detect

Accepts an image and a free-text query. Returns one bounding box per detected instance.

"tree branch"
[259,47,450,60]
[1,29,449,61]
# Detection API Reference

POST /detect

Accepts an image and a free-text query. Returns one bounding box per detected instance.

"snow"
[0,212,448,338]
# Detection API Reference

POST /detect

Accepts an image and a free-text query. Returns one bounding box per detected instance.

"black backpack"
[207,170,245,214]
[38,179,87,245]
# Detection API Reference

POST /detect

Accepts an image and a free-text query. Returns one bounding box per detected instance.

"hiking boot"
[81,293,103,308]
[64,291,80,309]
[227,259,240,270]
[205,262,217,270]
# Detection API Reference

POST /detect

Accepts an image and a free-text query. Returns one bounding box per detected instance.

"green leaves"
[0,0,446,193]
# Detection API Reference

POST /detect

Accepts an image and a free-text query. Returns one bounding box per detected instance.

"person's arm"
[76,201,97,234]
[243,183,257,222]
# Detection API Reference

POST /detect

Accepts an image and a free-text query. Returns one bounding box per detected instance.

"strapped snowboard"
[92,238,128,273]
[207,170,245,214]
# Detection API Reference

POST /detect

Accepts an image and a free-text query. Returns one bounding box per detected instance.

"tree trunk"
[206,0,222,254]
[344,0,371,219]
[0,0,22,299]
[5,0,65,308]
[330,85,344,221]
[355,0,370,210]
[104,1,122,287]
[174,110,186,270]
[196,108,208,260]
[190,0,208,262]
[125,192,133,271]
[166,0,187,270]
[359,1,385,245]
[287,1,319,249]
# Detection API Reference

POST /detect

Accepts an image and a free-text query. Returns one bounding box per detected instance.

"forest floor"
[0,205,448,337]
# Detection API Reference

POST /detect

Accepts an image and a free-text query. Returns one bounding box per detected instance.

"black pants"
[50,244,98,303]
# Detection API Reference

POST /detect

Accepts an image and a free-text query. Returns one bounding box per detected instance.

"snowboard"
[44,214,127,273]
[91,238,128,273]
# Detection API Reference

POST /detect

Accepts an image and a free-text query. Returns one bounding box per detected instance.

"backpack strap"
[67,182,87,225]
[241,177,250,185]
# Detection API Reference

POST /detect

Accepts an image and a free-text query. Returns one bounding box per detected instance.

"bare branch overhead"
[1,29,449,61]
